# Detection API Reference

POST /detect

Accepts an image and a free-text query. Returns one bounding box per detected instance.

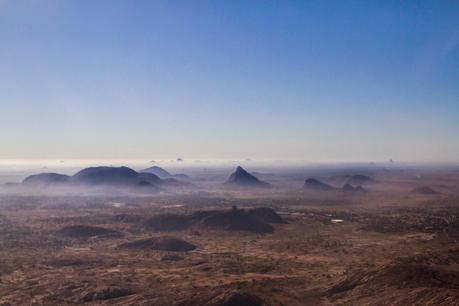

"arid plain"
[1,164,459,305]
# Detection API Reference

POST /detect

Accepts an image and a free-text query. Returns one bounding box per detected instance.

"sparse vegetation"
[1,167,459,305]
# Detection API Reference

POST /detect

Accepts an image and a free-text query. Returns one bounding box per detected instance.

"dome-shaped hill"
[22,173,70,185]
[72,166,140,186]
[202,208,274,233]
[141,166,190,180]
[226,166,271,188]
[141,207,283,234]
[140,166,171,177]
[303,178,334,191]
[118,237,196,252]
[21,166,165,189]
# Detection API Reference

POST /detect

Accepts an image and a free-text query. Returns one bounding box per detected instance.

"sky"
[0,0,458,163]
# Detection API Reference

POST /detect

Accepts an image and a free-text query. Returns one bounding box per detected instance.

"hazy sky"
[1,0,458,163]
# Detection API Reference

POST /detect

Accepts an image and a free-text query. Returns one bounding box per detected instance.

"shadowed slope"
[141,207,284,234]
[202,208,274,233]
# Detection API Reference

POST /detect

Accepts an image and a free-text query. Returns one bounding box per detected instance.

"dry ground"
[1,168,459,305]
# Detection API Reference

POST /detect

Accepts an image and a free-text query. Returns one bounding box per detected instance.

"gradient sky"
[1,0,458,163]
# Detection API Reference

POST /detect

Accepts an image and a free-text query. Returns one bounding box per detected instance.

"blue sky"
[0,0,458,162]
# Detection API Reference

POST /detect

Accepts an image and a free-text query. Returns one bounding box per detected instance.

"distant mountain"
[346,175,375,185]
[140,166,190,180]
[342,184,366,193]
[22,166,163,189]
[22,173,70,185]
[226,166,271,188]
[303,178,334,191]
[141,166,171,177]
[72,166,142,186]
